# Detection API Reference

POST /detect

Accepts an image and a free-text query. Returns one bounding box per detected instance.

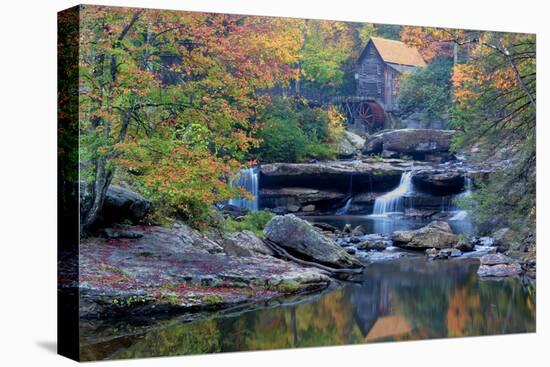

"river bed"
[79,215,534,360]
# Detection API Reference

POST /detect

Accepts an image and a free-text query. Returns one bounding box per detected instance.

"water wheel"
[356,101,384,129]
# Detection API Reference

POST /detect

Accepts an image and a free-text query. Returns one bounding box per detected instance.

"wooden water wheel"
[356,101,385,129]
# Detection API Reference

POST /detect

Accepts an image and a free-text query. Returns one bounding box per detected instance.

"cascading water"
[336,174,354,215]
[228,167,259,211]
[336,198,352,215]
[449,177,472,221]
[372,171,414,215]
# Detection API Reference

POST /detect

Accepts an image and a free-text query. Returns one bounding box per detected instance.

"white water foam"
[372,171,413,215]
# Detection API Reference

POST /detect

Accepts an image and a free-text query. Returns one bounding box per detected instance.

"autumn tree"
[402,26,536,230]
[78,6,301,229]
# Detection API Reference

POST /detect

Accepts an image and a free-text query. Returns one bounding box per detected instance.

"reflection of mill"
[349,259,477,342]
[351,276,412,342]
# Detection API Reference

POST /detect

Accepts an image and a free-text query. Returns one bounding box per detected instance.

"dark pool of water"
[79,257,535,361]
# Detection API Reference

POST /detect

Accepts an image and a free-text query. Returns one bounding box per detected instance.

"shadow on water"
[79,258,535,361]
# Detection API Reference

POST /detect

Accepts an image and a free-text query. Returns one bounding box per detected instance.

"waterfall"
[372,171,414,215]
[449,177,472,220]
[336,174,354,215]
[336,198,352,215]
[228,167,259,211]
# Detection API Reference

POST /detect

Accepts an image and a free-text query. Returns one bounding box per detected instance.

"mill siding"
[356,37,426,111]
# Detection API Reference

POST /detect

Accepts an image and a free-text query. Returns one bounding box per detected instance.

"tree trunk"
[81,156,114,233]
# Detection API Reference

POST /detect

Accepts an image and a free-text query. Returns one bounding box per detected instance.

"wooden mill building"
[337,37,426,131]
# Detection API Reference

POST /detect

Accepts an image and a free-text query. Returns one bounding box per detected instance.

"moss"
[274,279,301,293]
[201,294,224,305]
[159,291,180,305]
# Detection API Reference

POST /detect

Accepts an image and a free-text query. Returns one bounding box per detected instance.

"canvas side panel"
[57,5,81,362]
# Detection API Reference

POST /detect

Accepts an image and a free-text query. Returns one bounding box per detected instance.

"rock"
[260,160,404,192]
[404,208,437,218]
[312,222,339,233]
[221,230,275,257]
[363,129,456,160]
[358,240,388,251]
[471,236,495,247]
[287,204,301,213]
[392,221,459,250]
[412,170,465,195]
[357,234,390,251]
[478,253,522,277]
[104,228,143,239]
[345,247,357,255]
[349,236,362,244]
[271,207,287,215]
[455,238,474,252]
[445,248,462,257]
[343,224,353,234]
[222,204,249,219]
[338,131,365,158]
[492,228,520,252]
[465,170,492,187]
[425,248,438,258]
[264,215,363,269]
[381,150,400,158]
[302,204,316,212]
[345,130,366,149]
[479,253,514,266]
[259,187,346,212]
[382,129,455,154]
[362,134,384,154]
[76,224,331,318]
[351,225,366,236]
[102,185,152,224]
[426,248,461,260]
[478,263,522,277]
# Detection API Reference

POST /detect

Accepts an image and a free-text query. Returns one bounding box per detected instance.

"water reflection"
[80,258,535,361]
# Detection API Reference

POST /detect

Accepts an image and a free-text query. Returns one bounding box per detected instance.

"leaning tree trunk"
[81,156,114,233]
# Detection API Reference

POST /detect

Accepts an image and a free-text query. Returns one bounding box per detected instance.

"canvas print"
[58,4,536,361]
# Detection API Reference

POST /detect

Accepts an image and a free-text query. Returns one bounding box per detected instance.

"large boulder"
[221,230,275,257]
[477,253,522,277]
[391,221,459,250]
[338,131,366,158]
[264,214,363,269]
[102,185,152,224]
[412,170,465,195]
[363,129,456,161]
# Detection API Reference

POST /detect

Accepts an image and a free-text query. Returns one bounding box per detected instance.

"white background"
[0,0,547,366]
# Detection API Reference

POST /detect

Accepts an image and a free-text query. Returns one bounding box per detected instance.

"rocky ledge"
[477,253,523,277]
[362,128,456,161]
[72,223,334,319]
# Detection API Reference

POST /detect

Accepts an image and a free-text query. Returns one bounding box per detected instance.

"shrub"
[398,57,453,121]
[223,210,274,237]
[254,97,341,163]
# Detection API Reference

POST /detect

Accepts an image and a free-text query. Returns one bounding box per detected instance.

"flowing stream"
[81,165,534,360]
